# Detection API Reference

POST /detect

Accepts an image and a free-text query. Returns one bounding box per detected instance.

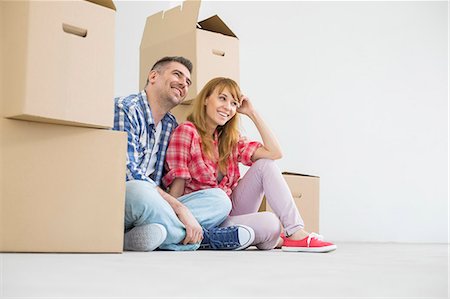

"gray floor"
[1,243,448,299]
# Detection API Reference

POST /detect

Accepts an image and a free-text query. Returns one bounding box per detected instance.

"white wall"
[114,1,448,243]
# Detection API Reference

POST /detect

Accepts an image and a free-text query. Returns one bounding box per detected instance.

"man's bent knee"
[205,188,232,216]
[126,180,159,204]
[124,180,166,230]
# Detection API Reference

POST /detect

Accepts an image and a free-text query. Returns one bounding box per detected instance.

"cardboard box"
[140,0,239,104]
[259,172,320,233]
[0,0,116,128]
[0,0,3,113]
[170,104,193,123]
[0,118,127,253]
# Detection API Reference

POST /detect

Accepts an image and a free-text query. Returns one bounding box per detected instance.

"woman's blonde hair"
[187,77,241,174]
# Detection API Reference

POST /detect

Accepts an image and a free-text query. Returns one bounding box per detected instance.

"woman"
[163,77,336,252]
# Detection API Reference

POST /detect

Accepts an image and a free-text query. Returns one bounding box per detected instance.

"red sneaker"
[282,232,337,253]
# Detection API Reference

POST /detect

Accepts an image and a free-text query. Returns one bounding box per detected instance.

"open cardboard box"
[0,118,127,253]
[259,172,320,233]
[0,0,116,128]
[140,0,239,104]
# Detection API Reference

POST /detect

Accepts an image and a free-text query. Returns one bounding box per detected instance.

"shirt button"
[118,103,123,108]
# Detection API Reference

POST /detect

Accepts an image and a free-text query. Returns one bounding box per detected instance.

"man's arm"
[114,99,152,182]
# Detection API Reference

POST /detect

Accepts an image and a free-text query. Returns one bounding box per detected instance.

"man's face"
[150,61,192,106]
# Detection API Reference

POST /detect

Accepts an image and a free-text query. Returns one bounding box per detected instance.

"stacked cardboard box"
[0,0,127,253]
[140,0,240,122]
[259,172,320,233]
[2,0,115,128]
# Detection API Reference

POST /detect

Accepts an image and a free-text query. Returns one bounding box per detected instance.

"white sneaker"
[124,223,167,251]
[235,225,255,250]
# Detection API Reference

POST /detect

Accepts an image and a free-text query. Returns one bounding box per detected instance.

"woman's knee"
[261,211,282,235]
[256,212,282,250]
[253,158,278,171]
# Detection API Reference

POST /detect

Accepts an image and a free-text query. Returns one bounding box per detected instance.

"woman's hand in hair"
[237,95,255,117]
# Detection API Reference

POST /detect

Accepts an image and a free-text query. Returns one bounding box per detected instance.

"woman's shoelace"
[306,232,324,246]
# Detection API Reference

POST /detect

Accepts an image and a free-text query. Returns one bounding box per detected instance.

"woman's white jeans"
[223,159,305,250]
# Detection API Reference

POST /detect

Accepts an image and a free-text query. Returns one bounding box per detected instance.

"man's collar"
[140,90,155,126]
[141,90,174,126]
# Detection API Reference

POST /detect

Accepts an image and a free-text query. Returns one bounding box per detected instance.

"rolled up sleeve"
[163,124,193,188]
[237,137,262,166]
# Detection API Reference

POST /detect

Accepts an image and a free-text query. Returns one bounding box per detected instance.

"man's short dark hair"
[151,56,193,74]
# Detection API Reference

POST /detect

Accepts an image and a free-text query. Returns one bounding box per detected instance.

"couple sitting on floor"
[113,56,336,253]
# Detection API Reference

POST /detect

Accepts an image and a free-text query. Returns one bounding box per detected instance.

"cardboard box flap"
[86,0,116,11]
[282,171,319,178]
[198,15,237,38]
[141,0,200,47]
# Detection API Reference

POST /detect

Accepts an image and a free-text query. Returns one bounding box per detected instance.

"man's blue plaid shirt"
[113,90,177,186]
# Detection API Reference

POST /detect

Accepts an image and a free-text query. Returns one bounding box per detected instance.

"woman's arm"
[162,124,202,244]
[238,96,283,161]
[168,178,186,198]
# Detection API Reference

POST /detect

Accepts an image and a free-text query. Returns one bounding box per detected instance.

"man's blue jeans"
[124,180,231,251]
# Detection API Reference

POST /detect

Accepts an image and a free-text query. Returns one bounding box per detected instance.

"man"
[113,56,255,251]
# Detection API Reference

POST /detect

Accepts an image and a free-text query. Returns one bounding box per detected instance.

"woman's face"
[204,87,240,129]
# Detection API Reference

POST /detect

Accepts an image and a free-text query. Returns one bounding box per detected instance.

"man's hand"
[175,205,203,245]
[156,187,203,245]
